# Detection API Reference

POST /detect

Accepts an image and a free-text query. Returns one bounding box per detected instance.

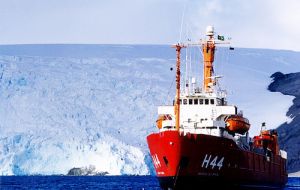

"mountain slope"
[268,72,300,173]
[0,45,300,175]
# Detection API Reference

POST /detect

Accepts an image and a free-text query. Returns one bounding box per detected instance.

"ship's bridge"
[158,92,237,138]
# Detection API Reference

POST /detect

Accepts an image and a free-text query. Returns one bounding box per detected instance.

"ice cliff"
[0,45,300,175]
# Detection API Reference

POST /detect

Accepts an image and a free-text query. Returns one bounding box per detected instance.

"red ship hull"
[147,131,287,189]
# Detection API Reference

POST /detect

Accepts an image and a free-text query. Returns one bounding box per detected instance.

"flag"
[217,35,224,41]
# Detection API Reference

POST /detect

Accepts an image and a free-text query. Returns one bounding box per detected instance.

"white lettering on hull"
[201,154,224,170]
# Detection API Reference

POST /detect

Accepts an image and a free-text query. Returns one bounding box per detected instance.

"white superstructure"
[157,26,248,143]
[158,91,237,138]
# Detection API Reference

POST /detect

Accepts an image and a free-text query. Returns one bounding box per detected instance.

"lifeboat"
[225,115,250,134]
[156,114,172,129]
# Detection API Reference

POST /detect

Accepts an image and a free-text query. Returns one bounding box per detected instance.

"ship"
[146,26,288,189]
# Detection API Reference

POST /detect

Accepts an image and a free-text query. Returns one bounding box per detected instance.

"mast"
[202,26,216,93]
[172,44,185,131]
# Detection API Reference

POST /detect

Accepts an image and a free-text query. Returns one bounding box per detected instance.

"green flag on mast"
[217,35,224,41]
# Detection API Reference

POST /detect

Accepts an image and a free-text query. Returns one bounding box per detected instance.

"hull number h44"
[201,154,224,170]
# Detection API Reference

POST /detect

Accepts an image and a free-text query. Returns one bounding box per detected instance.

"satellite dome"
[206,25,214,36]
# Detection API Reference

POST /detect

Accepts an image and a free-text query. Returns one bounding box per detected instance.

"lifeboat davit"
[226,115,250,134]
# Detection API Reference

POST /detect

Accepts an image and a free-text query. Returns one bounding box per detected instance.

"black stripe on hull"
[158,176,285,190]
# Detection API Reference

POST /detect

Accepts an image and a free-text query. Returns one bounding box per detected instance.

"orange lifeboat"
[225,115,250,134]
[156,114,172,129]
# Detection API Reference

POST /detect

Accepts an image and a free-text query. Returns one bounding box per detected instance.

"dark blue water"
[0,176,299,190]
[286,178,300,189]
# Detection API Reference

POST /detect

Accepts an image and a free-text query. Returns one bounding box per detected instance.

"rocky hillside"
[268,72,300,173]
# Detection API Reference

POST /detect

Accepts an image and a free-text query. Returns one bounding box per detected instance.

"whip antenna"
[179,2,187,43]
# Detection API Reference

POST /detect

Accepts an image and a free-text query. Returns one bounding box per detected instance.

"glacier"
[289,171,300,177]
[0,44,300,175]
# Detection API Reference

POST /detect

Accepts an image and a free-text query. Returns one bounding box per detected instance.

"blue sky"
[1,0,300,51]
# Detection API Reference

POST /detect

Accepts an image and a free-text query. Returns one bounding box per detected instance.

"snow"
[213,48,300,136]
[289,171,300,177]
[0,45,300,175]
[0,132,147,175]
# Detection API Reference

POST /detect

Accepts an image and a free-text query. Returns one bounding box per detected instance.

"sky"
[0,0,300,51]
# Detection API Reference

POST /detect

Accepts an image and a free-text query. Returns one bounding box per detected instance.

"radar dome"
[206,26,214,36]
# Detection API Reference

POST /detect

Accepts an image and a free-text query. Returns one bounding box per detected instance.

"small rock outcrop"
[67,165,109,176]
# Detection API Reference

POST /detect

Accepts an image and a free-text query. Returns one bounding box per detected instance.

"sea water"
[0,176,299,190]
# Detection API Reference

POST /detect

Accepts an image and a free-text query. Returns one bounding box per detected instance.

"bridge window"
[210,99,215,105]
[194,99,198,105]
[199,99,203,105]
[205,99,209,105]
[217,98,221,105]
[183,99,187,105]
[189,99,193,105]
